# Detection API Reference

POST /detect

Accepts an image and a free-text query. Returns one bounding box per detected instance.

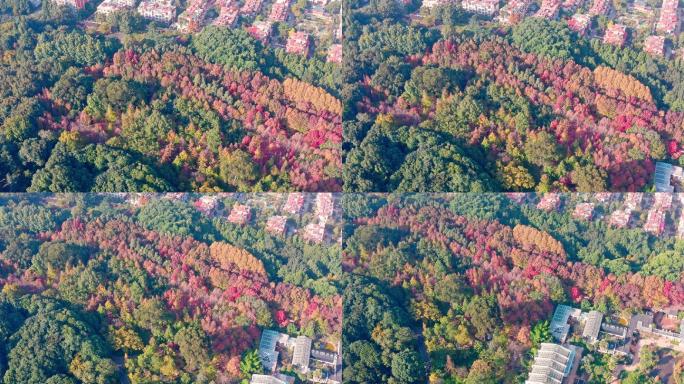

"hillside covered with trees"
[342,193,684,383]
[0,194,342,383]
[343,1,684,192]
[0,6,341,193]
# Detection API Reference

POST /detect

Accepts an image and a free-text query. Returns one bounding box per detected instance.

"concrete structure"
[248,21,273,40]
[533,0,561,19]
[644,35,666,56]
[266,215,288,236]
[302,218,327,244]
[241,0,263,13]
[609,209,632,228]
[137,0,176,23]
[644,209,665,235]
[286,31,311,56]
[282,193,305,215]
[250,374,295,384]
[228,203,252,225]
[573,202,594,221]
[96,0,136,14]
[268,0,290,22]
[461,0,500,16]
[498,0,532,24]
[315,193,334,218]
[550,304,581,343]
[603,24,627,47]
[327,43,342,63]
[52,0,88,9]
[212,6,239,26]
[582,311,603,344]
[656,0,680,34]
[537,194,561,211]
[567,13,591,34]
[588,0,608,15]
[625,192,643,210]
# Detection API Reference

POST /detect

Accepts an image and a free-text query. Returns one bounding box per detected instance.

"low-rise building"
[573,202,594,221]
[625,192,643,210]
[644,209,665,235]
[315,193,334,219]
[327,43,342,63]
[212,6,239,26]
[653,192,673,210]
[302,218,327,244]
[266,215,288,236]
[292,336,312,372]
[248,21,273,40]
[228,203,252,225]
[282,193,305,215]
[96,0,136,15]
[461,0,500,16]
[498,0,532,24]
[286,31,311,56]
[567,13,591,34]
[537,194,561,211]
[609,209,632,228]
[603,24,627,47]
[644,35,666,56]
[533,0,561,19]
[250,374,295,384]
[137,0,176,23]
[268,0,290,22]
[52,0,89,9]
[656,0,679,34]
[588,0,608,15]
[241,0,263,13]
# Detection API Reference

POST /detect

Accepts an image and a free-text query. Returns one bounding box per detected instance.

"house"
[228,203,252,225]
[241,0,263,13]
[624,192,643,210]
[315,193,334,218]
[609,209,632,228]
[194,195,220,215]
[461,0,500,16]
[282,193,304,215]
[644,35,665,56]
[603,24,627,47]
[632,311,684,342]
[327,44,342,64]
[248,21,273,41]
[422,0,454,8]
[656,0,679,34]
[533,0,561,19]
[52,0,88,9]
[176,0,210,32]
[567,13,591,34]
[96,0,136,15]
[286,31,311,56]
[302,219,327,244]
[594,192,613,202]
[525,343,579,384]
[498,0,532,24]
[537,194,561,211]
[653,192,673,210]
[268,0,290,22]
[137,0,176,23]
[644,209,665,235]
[266,215,288,236]
[588,0,608,15]
[291,336,312,372]
[212,6,239,27]
[573,203,594,221]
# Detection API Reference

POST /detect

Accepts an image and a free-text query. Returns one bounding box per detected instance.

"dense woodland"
[0,194,342,383]
[342,194,684,383]
[342,0,684,192]
[0,4,341,193]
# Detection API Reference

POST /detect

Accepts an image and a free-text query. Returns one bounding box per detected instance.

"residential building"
[137,0,176,23]
[656,0,679,34]
[603,24,627,47]
[194,195,220,215]
[241,0,263,13]
[625,192,643,210]
[268,0,290,22]
[286,31,311,56]
[315,193,334,218]
[248,21,273,40]
[498,0,532,24]
[302,218,327,244]
[588,0,608,15]
[213,6,239,26]
[533,0,561,19]
[644,35,665,56]
[282,193,304,215]
[653,192,673,210]
[573,202,594,221]
[609,209,632,228]
[567,13,591,34]
[266,215,287,236]
[96,0,136,15]
[52,0,89,9]
[228,203,252,225]
[327,43,342,63]
[644,209,665,235]
[461,0,500,16]
[537,194,561,211]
